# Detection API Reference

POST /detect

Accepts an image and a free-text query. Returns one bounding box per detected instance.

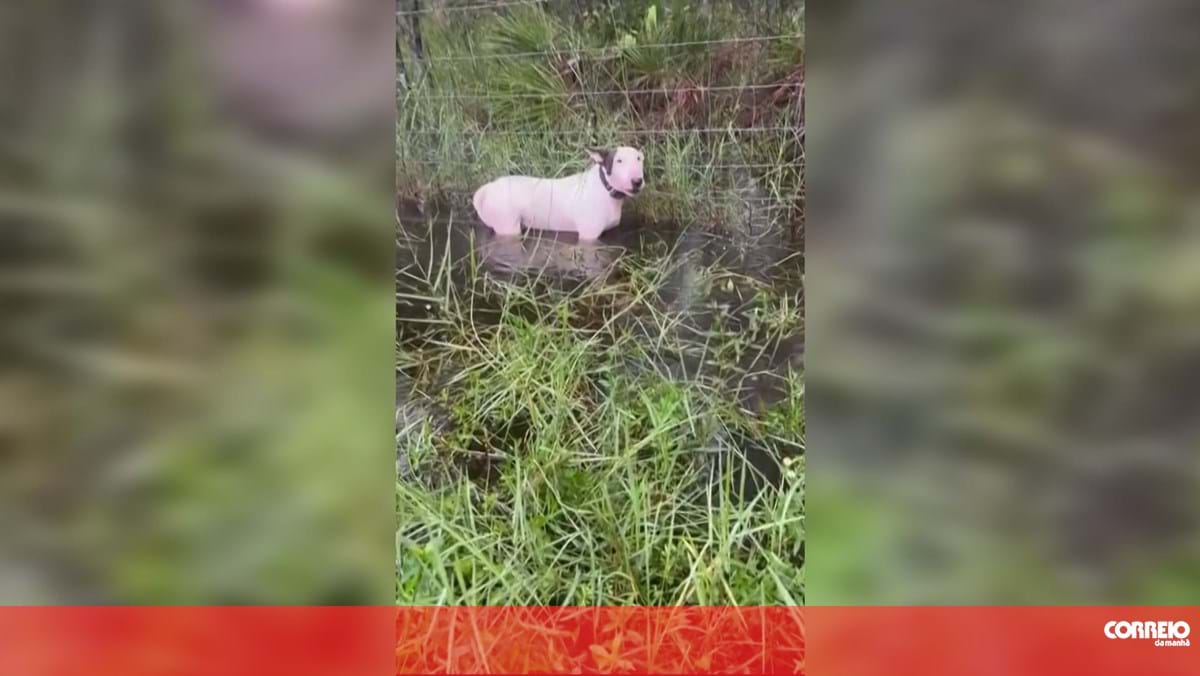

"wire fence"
[404,82,798,102]
[407,161,795,169]
[396,0,805,224]
[401,126,801,136]
[419,34,801,62]
[396,0,548,16]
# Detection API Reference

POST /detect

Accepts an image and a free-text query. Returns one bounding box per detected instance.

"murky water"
[397,199,803,498]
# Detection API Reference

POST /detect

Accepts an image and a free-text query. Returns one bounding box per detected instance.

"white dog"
[472,146,645,241]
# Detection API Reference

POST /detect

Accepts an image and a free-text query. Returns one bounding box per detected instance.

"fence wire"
[401,126,801,136]
[405,82,797,102]
[397,0,805,221]
[397,0,549,16]
[420,34,801,63]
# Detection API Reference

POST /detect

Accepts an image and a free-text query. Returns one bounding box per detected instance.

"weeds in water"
[397,1,804,606]
[397,222,804,605]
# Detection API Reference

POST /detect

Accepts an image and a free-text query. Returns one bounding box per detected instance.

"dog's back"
[474,176,537,236]
[474,174,580,235]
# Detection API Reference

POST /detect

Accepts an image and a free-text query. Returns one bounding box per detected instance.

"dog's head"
[588,146,644,196]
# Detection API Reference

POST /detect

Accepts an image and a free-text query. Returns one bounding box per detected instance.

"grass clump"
[397,1,805,228]
[397,1,805,607]
[396,228,804,605]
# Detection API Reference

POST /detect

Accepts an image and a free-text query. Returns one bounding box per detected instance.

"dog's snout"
[632,178,644,189]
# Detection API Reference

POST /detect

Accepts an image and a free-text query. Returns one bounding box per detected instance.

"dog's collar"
[598,167,628,199]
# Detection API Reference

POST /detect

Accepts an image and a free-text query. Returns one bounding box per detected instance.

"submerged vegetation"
[396,0,804,605]
[396,221,804,604]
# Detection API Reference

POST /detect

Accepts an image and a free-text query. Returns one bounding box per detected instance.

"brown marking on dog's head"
[593,146,644,195]
[587,147,614,174]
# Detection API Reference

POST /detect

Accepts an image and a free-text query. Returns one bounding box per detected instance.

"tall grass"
[397,0,805,606]
[397,0,805,227]
[397,223,805,605]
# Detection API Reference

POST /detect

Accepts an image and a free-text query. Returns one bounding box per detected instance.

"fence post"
[407,0,426,84]
[395,2,409,91]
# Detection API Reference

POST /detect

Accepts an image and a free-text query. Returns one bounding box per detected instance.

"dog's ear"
[587,147,613,171]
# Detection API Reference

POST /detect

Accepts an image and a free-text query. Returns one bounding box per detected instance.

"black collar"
[598,167,628,199]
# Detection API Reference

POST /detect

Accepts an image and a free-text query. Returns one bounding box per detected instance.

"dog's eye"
[617,159,623,163]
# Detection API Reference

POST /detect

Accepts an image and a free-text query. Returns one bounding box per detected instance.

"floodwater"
[397,199,804,499]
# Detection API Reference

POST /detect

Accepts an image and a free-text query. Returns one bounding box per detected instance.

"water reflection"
[477,231,620,282]
[397,199,803,500]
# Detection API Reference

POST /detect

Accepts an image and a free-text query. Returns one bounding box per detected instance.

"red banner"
[810,607,1198,676]
[0,607,394,676]
[395,606,804,673]
[1,606,1197,675]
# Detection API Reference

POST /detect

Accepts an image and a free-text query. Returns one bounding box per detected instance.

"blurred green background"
[809,0,1200,604]
[0,0,394,603]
